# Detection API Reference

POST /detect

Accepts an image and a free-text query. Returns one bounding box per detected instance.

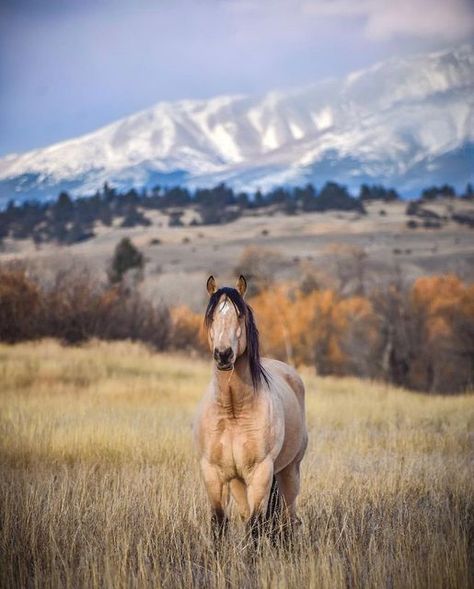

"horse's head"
[204,275,248,371]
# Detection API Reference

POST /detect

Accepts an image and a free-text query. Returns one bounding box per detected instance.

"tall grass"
[0,340,473,588]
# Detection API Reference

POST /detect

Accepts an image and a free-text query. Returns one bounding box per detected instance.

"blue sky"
[1,0,473,157]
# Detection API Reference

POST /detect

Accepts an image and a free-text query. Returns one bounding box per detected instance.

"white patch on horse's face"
[209,295,246,367]
[219,299,232,315]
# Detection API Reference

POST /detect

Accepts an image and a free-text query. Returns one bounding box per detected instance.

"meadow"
[0,339,473,588]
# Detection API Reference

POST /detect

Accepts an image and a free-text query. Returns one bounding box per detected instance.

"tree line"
[1,238,473,394]
[1,180,472,246]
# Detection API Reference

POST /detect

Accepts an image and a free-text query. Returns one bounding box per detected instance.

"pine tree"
[108,238,145,284]
[463,183,474,200]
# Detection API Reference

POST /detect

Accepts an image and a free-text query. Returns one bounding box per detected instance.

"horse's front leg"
[200,459,229,544]
[245,458,273,544]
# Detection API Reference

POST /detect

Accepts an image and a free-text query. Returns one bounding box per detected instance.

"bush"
[233,246,284,296]
[423,219,442,229]
[452,212,474,228]
[0,262,170,350]
[0,264,41,342]
[120,207,151,228]
[406,202,419,216]
[170,306,207,352]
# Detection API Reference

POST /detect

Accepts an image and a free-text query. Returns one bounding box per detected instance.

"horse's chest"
[209,421,266,479]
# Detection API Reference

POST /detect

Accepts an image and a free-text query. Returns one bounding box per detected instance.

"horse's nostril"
[214,347,233,364]
[222,347,233,362]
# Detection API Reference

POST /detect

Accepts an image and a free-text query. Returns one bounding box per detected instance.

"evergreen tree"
[254,190,265,208]
[359,184,372,201]
[298,184,318,211]
[121,206,151,228]
[54,191,74,223]
[317,182,365,213]
[463,183,474,200]
[108,238,145,284]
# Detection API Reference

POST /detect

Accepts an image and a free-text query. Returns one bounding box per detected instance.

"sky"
[1,0,473,157]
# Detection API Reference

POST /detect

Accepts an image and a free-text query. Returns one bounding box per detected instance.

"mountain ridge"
[1,43,473,204]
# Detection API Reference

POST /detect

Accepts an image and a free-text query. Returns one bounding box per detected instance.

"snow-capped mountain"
[1,44,473,204]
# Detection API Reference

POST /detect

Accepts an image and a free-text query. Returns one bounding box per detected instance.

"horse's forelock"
[204,287,244,327]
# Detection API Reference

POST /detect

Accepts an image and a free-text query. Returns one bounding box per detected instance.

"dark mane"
[205,287,269,391]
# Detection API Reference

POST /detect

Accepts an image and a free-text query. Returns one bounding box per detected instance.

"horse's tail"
[266,475,282,522]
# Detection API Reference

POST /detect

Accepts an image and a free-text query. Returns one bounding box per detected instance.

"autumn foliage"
[0,263,170,349]
[170,305,207,353]
[408,275,474,392]
[0,259,473,393]
[249,287,379,376]
[171,275,474,394]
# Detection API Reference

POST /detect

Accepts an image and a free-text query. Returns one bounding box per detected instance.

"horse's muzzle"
[217,363,233,371]
[214,347,234,370]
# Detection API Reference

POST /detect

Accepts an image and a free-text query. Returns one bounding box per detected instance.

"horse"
[194,275,308,543]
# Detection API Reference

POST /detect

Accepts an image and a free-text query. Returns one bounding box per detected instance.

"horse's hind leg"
[276,459,302,528]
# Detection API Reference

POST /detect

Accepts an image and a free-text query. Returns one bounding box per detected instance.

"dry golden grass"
[1,340,473,588]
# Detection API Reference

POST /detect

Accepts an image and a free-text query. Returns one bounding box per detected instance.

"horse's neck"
[212,355,255,418]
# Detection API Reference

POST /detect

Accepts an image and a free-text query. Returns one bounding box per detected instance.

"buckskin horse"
[194,275,308,543]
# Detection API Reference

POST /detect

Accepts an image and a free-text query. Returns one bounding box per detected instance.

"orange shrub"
[248,286,295,362]
[170,305,208,353]
[409,274,474,392]
[250,286,379,376]
[411,274,465,341]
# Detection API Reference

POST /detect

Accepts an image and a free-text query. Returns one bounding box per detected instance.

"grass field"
[1,340,473,588]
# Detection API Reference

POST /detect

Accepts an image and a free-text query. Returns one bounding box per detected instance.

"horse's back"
[262,358,305,410]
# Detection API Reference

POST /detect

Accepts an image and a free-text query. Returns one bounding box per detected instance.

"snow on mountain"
[0,44,473,204]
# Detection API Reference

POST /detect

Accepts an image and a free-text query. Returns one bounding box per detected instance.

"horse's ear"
[206,275,217,296]
[236,275,247,297]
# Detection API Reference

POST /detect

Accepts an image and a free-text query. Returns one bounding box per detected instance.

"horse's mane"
[205,287,269,391]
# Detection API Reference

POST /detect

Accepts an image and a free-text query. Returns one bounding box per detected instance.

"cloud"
[301,0,474,41]
[365,0,474,41]
[227,0,474,42]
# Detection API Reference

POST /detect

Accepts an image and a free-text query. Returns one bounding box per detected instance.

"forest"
[1,180,473,246]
